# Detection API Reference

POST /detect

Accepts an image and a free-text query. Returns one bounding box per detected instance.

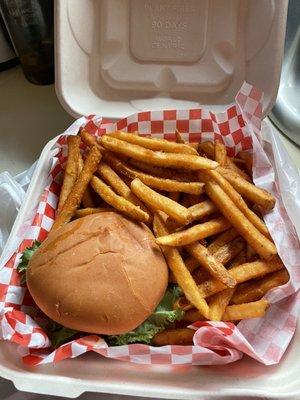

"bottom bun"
[26,212,168,335]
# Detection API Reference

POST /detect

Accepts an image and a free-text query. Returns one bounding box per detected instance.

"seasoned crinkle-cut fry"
[222,299,269,321]
[153,213,210,319]
[230,269,289,305]
[205,182,277,260]
[215,141,227,166]
[198,257,284,298]
[131,178,191,225]
[217,167,276,210]
[186,242,236,288]
[103,151,204,194]
[188,200,218,222]
[156,217,231,247]
[100,135,218,170]
[97,162,146,211]
[209,288,236,321]
[75,207,114,218]
[110,130,198,155]
[57,135,81,213]
[207,228,239,254]
[91,176,149,223]
[53,145,101,231]
[153,328,195,346]
[213,237,246,266]
[199,170,270,238]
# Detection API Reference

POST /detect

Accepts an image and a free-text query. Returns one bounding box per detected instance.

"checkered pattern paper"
[1,83,299,366]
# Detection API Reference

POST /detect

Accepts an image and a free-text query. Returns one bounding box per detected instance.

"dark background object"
[0,14,18,71]
[0,0,54,85]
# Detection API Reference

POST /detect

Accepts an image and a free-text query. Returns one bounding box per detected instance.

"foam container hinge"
[55,0,287,119]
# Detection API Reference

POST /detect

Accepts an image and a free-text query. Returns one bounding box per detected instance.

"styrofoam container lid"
[55,0,288,120]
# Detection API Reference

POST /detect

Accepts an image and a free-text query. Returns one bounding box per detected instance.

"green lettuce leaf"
[107,286,184,346]
[46,320,78,349]
[17,240,41,284]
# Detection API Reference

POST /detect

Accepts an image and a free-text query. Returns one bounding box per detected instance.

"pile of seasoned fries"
[54,129,289,346]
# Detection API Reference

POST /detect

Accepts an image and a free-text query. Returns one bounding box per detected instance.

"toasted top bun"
[26,212,168,335]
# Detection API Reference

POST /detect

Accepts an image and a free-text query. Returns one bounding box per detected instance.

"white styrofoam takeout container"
[1,0,298,398]
[55,0,288,119]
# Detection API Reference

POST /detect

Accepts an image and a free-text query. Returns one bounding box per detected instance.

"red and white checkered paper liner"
[1,82,300,367]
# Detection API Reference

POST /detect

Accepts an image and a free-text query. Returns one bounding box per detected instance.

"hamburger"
[24,212,183,346]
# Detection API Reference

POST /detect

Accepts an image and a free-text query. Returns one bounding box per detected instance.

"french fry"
[198,141,215,159]
[205,182,277,259]
[53,145,101,230]
[228,249,247,268]
[182,309,206,323]
[156,217,231,247]
[101,135,218,170]
[131,178,191,224]
[183,299,269,322]
[169,192,180,202]
[74,207,114,218]
[193,268,211,285]
[222,299,269,321]
[209,288,236,321]
[230,269,289,305]
[198,257,284,298]
[128,158,196,182]
[91,176,149,223]
[185,242,236,288]
[198,141,250,181]
[208,240,240,320]
[153,213,210,318]
[215,141,227,166]
[97,162,147,211]
[103,152,204,194]
[188,200,218,222]
[246,244,259,262]
[217,167,276,210]
[225,160,251,181]
[169,256,200,283]
[199,170,270,238]
[78,153,95,208]
[186,194,200,206]
[110,130,198,155]
[238,151,253,175]
[152,328,195,346]
[175,129,185,144]
[212,237,246,266]
[207,228,239,254]
[180,194,192,208]
[57,135,81,213]
[80,129,100,148]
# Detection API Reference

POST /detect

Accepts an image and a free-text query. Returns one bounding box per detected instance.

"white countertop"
[1,66,300,176]
[0,66,73,176]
